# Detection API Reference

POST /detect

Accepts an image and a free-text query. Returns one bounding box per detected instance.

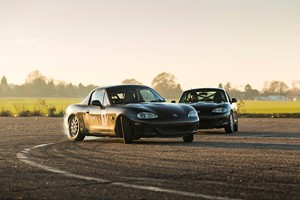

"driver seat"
[214,91,224,102]
[124,90,137,103]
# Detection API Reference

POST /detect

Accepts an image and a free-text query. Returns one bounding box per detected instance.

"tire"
[225,113,234,133]
[183,134,194,142]
[69,115,85,141]
[234,117,238,132]
[120,116,134,144]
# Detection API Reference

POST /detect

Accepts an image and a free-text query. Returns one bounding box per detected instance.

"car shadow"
[79,135,300,151]
[76,128,300,151]
[135,139,300,150]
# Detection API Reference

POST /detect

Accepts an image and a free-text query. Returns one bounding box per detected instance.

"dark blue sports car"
[178,88,238,133]
[64,85,199,143]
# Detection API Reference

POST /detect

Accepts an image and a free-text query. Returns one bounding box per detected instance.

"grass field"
[238,100,300,114]
[0,98,82,116]
[0,98,300,116]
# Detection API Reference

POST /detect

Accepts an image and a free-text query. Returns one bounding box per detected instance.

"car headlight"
[212,107,227,113]
[137,112,158,119]
[188,110,198,118]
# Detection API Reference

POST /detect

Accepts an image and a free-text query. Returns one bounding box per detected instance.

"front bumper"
[129,119,199,138]
[198,114,230,129]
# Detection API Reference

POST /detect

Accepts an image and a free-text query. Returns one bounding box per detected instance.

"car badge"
[172,114,178,118]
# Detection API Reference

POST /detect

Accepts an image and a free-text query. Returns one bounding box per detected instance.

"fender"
[76,112,90,134]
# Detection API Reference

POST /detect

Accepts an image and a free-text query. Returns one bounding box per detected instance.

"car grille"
[157,125,193,134]
[197,108,212,115]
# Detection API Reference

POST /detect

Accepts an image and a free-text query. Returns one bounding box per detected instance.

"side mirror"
[91,100,104,108]
[231,98,237,103]
[171,100,176,103]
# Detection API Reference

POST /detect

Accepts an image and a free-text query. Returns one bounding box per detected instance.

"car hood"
[188,102,230,114]
[125,102,194,119]
[127,102,192,112]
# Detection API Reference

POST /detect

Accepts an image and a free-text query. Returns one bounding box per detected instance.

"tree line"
[0,70,299,100]
[0,71,182,99]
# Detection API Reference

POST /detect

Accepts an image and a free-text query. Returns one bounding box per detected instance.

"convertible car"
[177,88,238,133]
[64,85,199,143]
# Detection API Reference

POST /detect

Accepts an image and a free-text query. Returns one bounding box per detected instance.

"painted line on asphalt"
[17,143,242,200]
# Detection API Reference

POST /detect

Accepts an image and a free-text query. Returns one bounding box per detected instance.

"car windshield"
[180,90,227,103]
[108,87,165,105]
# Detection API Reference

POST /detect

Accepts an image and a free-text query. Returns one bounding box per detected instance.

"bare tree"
[25,70,47,83]
[122,78,143,85]
[224,82,232,91]
[291,80,300,94]
[262,81,289,95]
[244,84,259,100]
[151,72,182,99]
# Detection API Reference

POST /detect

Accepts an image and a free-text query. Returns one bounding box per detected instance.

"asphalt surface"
[0,117,300,200]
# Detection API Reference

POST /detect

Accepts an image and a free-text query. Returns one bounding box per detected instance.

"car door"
[87,89,110,134]
[100,91,116,135]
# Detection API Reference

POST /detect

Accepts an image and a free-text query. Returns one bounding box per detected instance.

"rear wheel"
[69,115,85,141]
[183,134,194,142]
[225,113,234,133]
[120,116,134,144]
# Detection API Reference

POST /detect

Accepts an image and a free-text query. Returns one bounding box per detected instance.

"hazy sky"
[1,0,299,91]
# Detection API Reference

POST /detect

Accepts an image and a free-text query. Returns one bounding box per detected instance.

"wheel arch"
[67,113,87,134]
[114,114,127,138]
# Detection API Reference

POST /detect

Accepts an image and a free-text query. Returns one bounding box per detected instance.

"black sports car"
[64,85,199,143]
[178,88,238,133]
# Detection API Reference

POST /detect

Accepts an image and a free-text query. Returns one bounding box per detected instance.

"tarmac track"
[0,117,300,200]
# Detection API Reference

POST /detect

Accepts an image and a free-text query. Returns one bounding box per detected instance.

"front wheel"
[234,116,238,132]
[69,115,85,141]
[183,134,194,142]
[120,116,134,144]
[225,113,234,133]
